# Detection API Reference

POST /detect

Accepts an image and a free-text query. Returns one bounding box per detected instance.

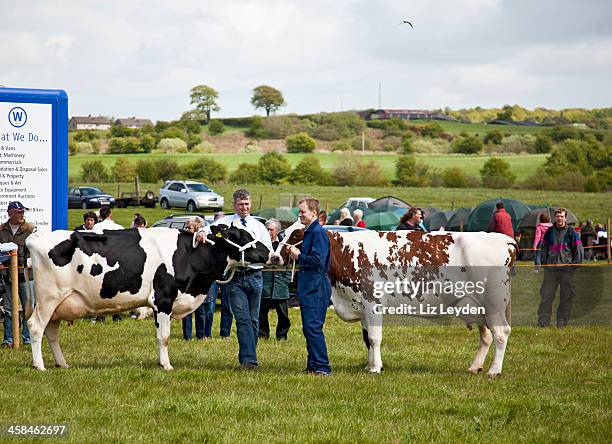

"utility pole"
[378,82,382,109]
[362,131,365,158]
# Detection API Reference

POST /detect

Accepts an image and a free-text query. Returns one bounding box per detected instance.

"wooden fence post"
[10,249,19,349]
[606,217,612,263]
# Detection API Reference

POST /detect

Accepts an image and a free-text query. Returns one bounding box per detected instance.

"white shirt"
[93,219,124,232]
[596,231,608,245]
[207,214,273,252]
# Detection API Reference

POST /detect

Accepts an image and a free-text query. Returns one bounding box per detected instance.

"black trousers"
[538,269,576,326]
[258,298,290,339]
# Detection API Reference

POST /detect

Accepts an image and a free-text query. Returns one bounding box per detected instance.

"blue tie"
[240,218,247,227]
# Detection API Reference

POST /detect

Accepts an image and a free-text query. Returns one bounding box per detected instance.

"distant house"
[69,115,112,130]
[364,109,454,121]
[115,117,154,128]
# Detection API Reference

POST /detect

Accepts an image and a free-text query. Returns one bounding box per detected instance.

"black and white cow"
[272,222,516,377]
[26,223,270,371]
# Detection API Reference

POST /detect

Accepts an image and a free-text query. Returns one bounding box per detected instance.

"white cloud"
[1,0,610,120]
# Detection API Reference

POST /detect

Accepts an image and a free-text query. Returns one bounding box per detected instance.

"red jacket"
[487,208,514,238]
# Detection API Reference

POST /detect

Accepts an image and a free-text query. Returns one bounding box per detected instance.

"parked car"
[159,180,224,212]
[340,197,375,209]
[151,214,265,230]
[150,214,210,230]
[68,187,116,209]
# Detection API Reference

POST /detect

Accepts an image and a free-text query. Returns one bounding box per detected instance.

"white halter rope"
[201,219,264,284]
[273,220,305,282]
[221,219,262,267]
[191,225,260,284]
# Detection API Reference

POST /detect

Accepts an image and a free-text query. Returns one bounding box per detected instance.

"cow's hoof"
[468,367,483,374]
[55,363,70,369]
[368,367,382,374]
[158,362,174,371]
[32,365,46,371]
[487,371,501,379]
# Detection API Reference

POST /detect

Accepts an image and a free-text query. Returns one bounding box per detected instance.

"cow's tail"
[24,266,34,320]
[505,240,516,326]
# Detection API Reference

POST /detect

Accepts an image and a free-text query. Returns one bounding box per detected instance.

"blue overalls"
[298,220,332,374]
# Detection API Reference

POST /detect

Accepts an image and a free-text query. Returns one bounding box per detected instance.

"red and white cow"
[273,223,516,377]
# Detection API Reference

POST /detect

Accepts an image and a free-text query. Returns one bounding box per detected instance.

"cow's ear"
[210,225,222,238]
[210,225,229,238]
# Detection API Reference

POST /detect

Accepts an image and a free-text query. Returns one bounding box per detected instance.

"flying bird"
[400,20,413,28]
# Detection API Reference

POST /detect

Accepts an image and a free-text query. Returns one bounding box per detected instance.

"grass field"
[1,303,610,442]
[69,152,548,182]
[69,184,612,227]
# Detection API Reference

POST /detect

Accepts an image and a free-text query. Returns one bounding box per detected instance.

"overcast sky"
[2,0,611,121]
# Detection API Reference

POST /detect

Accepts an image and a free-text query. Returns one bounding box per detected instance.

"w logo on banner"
[8,107,27,128]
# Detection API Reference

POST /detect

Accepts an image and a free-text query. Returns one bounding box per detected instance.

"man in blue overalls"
[289,197,332,376]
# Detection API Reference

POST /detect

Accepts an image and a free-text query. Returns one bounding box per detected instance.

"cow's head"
[209,222,271,267]
[268,220,305,266]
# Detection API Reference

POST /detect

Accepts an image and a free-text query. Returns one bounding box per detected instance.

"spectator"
[487,202,514,238]
[537,208,584,328]
[0,202,35,348]
[533,213,552,271]
[92,206,124,322]
[214,211,225,220]
[317,210,328,226]
[93,206,124,232]
[182,216,208,340]
[133,214,147,229]
[593,224,609,260]
[74,211,97,231]
[353,209,366,228]
[259,219,291,341]
[580,220,596,260]
[289,197,332,376]
[396,207,424,231]
[338,207,353,227]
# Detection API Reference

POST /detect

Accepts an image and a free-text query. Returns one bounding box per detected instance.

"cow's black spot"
[362,328,371,349]
[90,264,103,276]
[76,264,83,274]
[48,229,147,299]
[152,264,178,315]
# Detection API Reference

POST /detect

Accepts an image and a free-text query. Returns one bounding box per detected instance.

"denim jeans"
[182,285,217,339]
[226,271,262,365]
[218,284,233,337]
[182,302,207,340]
[3,279,35,345]
[534,242,542,266]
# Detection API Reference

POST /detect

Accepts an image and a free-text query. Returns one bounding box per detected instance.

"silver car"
[159,180,224,212]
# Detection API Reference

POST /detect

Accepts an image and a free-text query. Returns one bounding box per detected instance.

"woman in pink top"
[533,212,553,271]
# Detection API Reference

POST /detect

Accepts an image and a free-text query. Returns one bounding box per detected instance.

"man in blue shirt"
[289,197,332,375]
[202,189,272,369]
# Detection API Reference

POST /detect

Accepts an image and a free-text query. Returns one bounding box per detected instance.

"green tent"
[446,208,473,231]
[467,198,530,233]
[424,210,455,231]
[364,211,401,231]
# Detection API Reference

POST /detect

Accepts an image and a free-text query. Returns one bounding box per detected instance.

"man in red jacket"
[487,202,514,238]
